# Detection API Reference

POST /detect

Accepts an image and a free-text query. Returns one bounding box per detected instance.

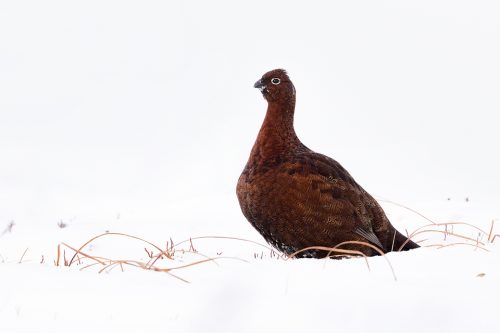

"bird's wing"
[285,151,387,250]
[354,227,384,250]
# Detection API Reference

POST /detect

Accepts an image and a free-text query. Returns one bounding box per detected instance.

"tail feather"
[391,229,419,252]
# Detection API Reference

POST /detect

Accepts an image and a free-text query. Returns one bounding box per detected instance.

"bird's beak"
[254,79,264,89]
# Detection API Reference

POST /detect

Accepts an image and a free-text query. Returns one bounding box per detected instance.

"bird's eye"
[271,78,281,85]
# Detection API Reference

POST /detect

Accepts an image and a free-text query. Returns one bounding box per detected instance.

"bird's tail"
[391,229,420,252]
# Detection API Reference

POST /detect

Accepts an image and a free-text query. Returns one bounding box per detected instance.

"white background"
[1,1,499,332]
[1,0,499,230]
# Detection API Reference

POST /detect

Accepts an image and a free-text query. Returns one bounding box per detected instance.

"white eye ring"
[271,78,281,85]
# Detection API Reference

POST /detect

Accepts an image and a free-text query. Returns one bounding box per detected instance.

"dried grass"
[57,232,250,283]
[378,199,437,225]
[18,247,29,264]
[1,221,15,236]
[47,202,497,283]
[379,199,499,250]
[288,241,397,281]
[399,220,497,252]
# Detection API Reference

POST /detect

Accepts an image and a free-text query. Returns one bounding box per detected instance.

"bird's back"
[237,146,417,257]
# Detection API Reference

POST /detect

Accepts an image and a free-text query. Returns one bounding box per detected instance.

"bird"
[236,69,419,258]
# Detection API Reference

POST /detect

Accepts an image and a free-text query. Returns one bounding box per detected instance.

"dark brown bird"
[236,69,419,258]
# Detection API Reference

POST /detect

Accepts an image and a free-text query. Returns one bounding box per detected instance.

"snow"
[1,231,499,332]
[1,0,500,332]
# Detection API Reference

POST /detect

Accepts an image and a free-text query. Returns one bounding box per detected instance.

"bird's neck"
[262,99,297,138]
[250,98,300,161]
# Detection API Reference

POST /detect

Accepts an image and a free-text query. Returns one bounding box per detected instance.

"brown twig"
[378,199,436,225]
[399,222,489,251]
[68,232,170,266]
[174,235,274,252]
[288,241,397,281]
[18,248,28,264]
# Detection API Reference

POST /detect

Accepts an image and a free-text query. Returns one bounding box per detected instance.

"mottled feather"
[237,69,419,258]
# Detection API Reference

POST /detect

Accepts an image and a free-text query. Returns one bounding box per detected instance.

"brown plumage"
[236,69,419,258]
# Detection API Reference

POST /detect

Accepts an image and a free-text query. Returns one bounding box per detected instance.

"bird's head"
[254,69,295,103]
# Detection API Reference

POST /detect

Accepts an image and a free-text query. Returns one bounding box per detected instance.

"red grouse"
[237,69,419,258]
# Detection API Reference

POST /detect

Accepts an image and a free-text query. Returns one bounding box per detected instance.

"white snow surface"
[1,1,500,332]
